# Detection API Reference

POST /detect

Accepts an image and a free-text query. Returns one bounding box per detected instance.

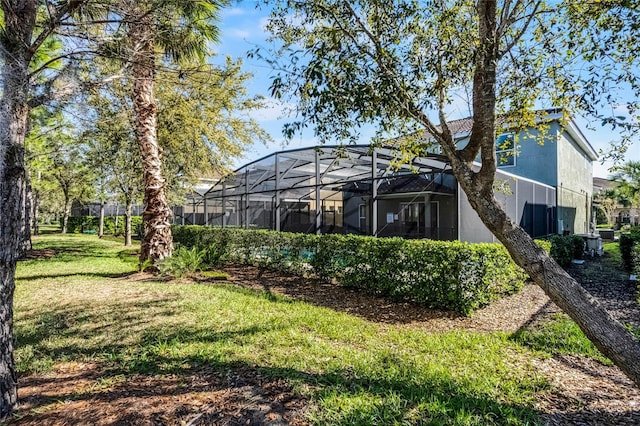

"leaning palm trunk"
[128,14,173,263]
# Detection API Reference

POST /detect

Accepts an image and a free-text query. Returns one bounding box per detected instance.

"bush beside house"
[620,227,640,273]
[172,225,530,315]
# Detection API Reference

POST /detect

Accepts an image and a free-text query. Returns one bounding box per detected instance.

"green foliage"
[620,233,640,272]
[545,234,585,266]
[513,314,611,365]
[548,235,574,267]
[14,233,551,425]
[632,244,640,277]
[571,235,585,260]
[64,216,142,237]
[158,246,207,278]
[534,239,552,253]
[173,226,528,315]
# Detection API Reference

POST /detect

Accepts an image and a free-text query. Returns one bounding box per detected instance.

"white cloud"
[230,29,251,39]
[223,7,248,17]
[251,98,296,122]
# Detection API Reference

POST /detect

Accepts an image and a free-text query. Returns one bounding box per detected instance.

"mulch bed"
[8,254,640,425]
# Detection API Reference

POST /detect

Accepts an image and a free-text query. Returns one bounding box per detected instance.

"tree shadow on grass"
[11,292,549,425]
[11,353,548,426]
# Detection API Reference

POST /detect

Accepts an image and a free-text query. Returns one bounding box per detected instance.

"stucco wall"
[499,123,559,186]
[557,131,594,234]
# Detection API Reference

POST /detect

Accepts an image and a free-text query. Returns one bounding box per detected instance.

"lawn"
[11,232,619,425]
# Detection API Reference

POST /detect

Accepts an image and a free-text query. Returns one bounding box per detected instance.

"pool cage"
[199,145,459,240]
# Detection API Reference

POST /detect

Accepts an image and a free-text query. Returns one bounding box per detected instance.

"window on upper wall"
[496,133,515,167]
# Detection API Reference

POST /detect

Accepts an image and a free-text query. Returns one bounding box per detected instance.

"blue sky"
[215,2,638,179]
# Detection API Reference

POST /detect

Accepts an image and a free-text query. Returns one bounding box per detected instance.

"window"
[496,133,515,167]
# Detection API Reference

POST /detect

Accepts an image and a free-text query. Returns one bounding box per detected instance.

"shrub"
[158,246,206,278]
[172,225,528,315]
[548,234,573,267]
[571,235,585,260]
[620,234,640,271]
[632,244,640,277]
[534,239,552,253]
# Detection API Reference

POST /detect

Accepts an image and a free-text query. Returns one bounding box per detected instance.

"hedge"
[620,228,640,272]
[172,225,529,315]
[64,215,143,236]
[546,234,585,267]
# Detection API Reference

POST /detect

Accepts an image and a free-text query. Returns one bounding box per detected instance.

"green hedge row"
[172,225,529,315]
[620,227,640,272]
[64,215,143,236]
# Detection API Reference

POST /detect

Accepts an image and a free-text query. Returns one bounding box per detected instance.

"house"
[593,177,640,227]
[199,111,597,243]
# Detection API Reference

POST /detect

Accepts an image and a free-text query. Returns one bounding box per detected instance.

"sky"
[214,2,638,179]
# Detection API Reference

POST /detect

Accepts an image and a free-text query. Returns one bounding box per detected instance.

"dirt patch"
[532,355,640,425]
[11,362,308,426]
[22,249,59,260]
[223,264,560,333]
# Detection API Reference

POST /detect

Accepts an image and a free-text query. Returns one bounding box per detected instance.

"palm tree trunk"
[129,13,173,264]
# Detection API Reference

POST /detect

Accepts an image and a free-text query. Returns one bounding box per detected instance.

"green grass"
[603,242,622,266]
[511,314,612,365]
[14,233,563,425]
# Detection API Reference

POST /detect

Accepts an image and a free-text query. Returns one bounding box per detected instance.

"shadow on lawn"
[13,294,547,426]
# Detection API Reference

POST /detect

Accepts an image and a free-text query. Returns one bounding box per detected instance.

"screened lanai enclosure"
[193,145,558,243]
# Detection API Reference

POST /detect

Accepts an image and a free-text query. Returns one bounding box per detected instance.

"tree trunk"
[32,189,40,236]
[456,168,640,386]
[18,178,33,258]
[129,13,173,264]
[98,199,105,238]
[114,204,119,235]
[61,196,70,234]
[124,201,133,247]
[440,0,640,387]
[0,1,38,416]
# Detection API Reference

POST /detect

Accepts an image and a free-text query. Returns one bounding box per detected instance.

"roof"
[204,145,454,200]
[205,110,595,200]
[426,110,598,161]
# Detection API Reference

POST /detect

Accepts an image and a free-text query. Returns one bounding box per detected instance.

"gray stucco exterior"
[495,118,597,234]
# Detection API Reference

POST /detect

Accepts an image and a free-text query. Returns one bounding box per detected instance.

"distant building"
[593,177,640,227]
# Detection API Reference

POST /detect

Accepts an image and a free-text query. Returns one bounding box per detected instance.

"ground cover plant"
[11,232,637,425]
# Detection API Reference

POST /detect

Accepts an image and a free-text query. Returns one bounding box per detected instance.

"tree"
[594,189,624,226]
[614,162,640,207]
[263,0,640,386]
[84,77,143,247]
[154,58,271,194]
[49,132,94,234]
[105,0,227,265]
[26,108,72,236]
[0,1,95,415]
[563,1,640,163]
[82,55,268,246]
[613,161,640,225]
